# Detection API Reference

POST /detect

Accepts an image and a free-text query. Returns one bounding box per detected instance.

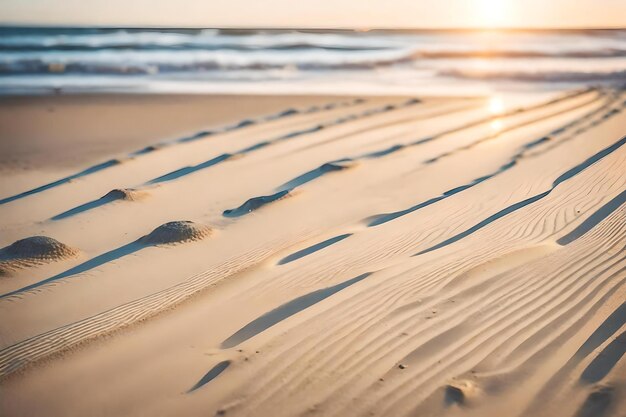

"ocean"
[0,27,625,95]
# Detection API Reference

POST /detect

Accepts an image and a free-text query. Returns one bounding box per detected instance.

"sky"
[1,0,625,28]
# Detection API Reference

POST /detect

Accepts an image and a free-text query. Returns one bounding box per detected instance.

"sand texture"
[0,90,625,417]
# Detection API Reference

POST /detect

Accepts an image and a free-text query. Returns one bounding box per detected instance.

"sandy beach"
[0,86,624,417]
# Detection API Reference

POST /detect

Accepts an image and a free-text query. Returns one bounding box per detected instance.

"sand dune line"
[393,271,626,417]
[376,240,626,416]
[222,90,608,223]
[227,191,620,416]
[119,97,421,188]
[221,272,372,349]
[47,90,596,227]
[0,98,368,206]
[260,238,622,412]
[250,113,625,299]
[211,133,625,416]
[414,134,626,256]
[221,241,624,416]
[0,230,323,377]
[521,299,626,416]
[2,88,625,417]
[47,98,423,221]
[368,94,620,227]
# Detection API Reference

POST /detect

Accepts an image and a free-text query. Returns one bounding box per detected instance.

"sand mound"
[277,108,298,117]
[223,190,292,218]
[1,236,78,260]
[141,221,212,245]
[0,236,79,276]
[135,144,164,154]
[576,385,614,417]
[444,381,479,406]
[102,188,147,202]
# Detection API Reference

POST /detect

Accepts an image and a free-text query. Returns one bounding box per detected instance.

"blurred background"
[0,28,625,96]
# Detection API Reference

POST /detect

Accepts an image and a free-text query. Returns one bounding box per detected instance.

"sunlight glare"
[477,0,508,28]
[490,118,504,132]
[488,96,504,114]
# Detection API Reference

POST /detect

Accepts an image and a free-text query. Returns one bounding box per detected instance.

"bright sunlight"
[477,0,509,27]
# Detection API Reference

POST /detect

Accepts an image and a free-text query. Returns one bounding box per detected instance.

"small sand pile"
[321,160,354,172]
[141,221,212,245]
[444,380,479,406]
[102,188,147,202]
[277,108,298,117]
[0,236,79,276]
[135,144,163,154]
[223,190,292,218]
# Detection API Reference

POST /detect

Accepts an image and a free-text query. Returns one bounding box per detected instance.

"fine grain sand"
[0,89,625,417]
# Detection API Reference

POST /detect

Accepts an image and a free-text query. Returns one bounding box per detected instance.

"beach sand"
[0,89,625,417]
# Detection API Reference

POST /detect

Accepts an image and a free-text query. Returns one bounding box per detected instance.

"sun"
[477,0,508,28]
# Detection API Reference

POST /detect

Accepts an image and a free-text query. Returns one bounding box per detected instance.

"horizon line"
[1,24,625,31]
